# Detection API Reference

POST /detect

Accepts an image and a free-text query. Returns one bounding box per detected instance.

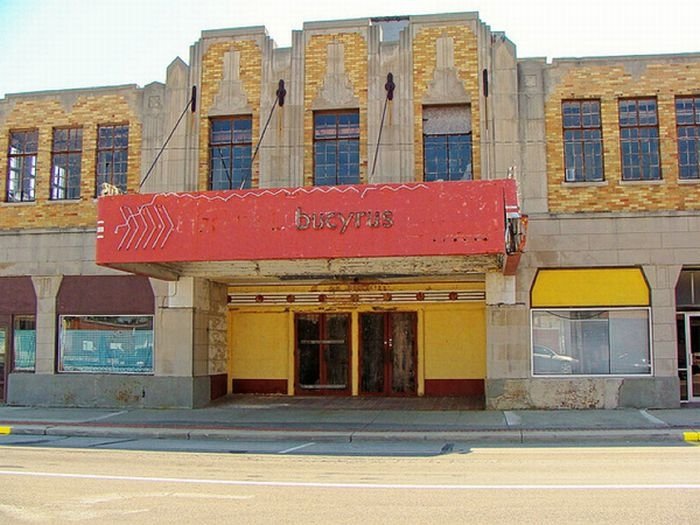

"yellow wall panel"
[424,305,486,379]
[531,268,649,307]
[230,311,289,379]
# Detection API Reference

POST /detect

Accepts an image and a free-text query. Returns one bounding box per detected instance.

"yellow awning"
[531,268,649,308]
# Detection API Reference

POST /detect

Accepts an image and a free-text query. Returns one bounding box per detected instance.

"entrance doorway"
[295,313,350,395]
[677,313,700,402]
[0,327,7,402]
[360,312,417,396]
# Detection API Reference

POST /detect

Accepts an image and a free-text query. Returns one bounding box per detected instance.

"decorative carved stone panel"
[209,49,251,116]
[423,36,470,105]
[313,42,359,110]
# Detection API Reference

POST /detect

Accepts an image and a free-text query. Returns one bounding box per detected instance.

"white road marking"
[1,470,699,491]
[503,411,522,427]
[639,410,668,426]
[278,442,316,454]
[85,411,128,423]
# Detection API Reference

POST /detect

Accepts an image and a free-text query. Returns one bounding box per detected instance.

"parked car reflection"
[533,345,578,374]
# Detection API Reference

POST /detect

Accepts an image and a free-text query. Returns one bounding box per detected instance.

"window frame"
[6,129,39,202]
[208,115,253,190]
[676,96,700,181]
[422,105,473,182]
[561,99,604,183]
[313,110,360,186]
[95,123,129,196]
[530,307,653,377]
[50,127,83,200]
[618,97,661,181]
[57,314,154,375]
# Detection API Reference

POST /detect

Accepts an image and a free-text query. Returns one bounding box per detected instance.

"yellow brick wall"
[198,39,262,190]
[0,94,142,229]
[303,33,368,186]
[412,24,481,180]
[546,61,700,212]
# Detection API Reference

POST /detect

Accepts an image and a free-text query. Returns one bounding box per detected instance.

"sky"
[1,0,699,98]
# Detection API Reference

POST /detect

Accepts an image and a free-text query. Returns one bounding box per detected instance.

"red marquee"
[96,180,520,266]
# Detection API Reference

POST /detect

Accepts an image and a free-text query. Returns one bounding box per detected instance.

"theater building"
[1,12,699,409]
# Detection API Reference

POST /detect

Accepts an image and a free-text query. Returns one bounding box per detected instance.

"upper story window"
[96,124,129,195]
[209,116,252,190]
[51,127,83,200]
[6,129,38,202]
[314,111,360,186]
[619,98,660,181]
[562,100,603,182]
[423,106,472,182]
[676,96,700,180]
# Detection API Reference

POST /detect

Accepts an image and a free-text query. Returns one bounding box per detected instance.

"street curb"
[1,424,692,444]
[683,431,700,442]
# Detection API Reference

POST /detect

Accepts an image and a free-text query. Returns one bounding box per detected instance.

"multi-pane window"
[96,124,129,194]
[676,96,700,180]
[619,98,661,181]
[423,106,472,181]
[209,116,252,190]
[51,127,83,200]
[6,130,38,202]
[562,100,603,182]
[314,112,360,186]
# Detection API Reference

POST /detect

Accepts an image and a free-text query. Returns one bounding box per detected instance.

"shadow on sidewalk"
[209,394,485,411]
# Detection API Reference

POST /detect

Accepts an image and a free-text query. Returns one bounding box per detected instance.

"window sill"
[1,200,36,206]
[531,373,653,378]
[678,178,700,185]
[48,198,84,204]
[560,181,608,188]
[618,179,664,186]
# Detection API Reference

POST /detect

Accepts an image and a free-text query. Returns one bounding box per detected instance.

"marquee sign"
[96,180,518,266]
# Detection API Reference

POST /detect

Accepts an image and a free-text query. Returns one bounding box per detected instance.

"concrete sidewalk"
[2,397,700,444]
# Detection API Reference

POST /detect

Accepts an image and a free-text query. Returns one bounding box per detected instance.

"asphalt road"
[0,442,699,524]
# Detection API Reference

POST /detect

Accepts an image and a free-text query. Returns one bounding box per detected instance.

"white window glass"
[59,316,153,374]
[532,309,650,376]
[13,316,36,372]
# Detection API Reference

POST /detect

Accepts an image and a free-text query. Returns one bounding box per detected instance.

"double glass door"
[296,314,350,394]
[294,312,418,396]
[360,312,417,396]
[677,313,700,402]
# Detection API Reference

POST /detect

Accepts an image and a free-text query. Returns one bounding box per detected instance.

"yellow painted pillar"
[417,308,425,397]
[287,311,295,395]
[351,311,359,396]
[226,312,235,394]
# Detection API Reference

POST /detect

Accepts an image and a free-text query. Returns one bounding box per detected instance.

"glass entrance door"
[677,314,700,402]
[360,312,417,396]
[296,313,350,395]
[0,327,7,402]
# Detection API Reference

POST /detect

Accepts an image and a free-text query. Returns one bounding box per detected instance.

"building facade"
[1,12,699,409]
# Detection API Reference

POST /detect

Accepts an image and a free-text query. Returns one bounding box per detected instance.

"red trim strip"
[424,379,484,397]
[210,373,228,400]
[232,379,287,394]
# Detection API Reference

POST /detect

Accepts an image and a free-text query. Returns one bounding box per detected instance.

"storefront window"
[13,316,36,372]
[531,309,651,376]
[59,315,153,374]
